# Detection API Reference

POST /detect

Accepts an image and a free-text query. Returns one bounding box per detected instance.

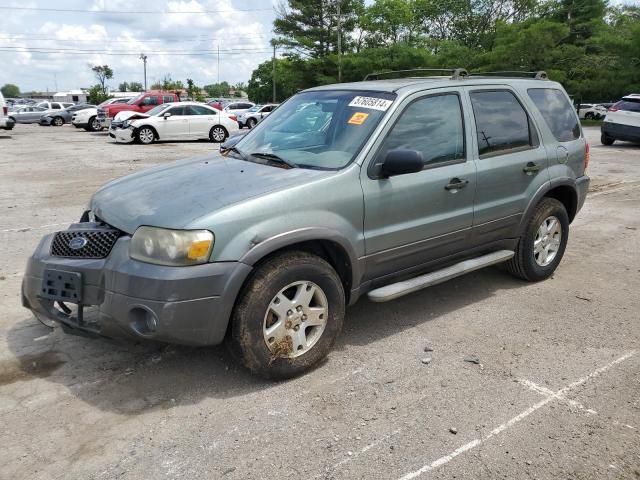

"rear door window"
[470,90,538,157]
[528,88,580,142]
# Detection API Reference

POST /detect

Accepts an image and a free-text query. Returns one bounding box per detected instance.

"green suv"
[22,70,590,378]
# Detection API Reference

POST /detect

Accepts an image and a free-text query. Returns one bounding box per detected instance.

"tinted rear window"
[527,88,580,142]
[470,90,535,157]
[616,99,640,112]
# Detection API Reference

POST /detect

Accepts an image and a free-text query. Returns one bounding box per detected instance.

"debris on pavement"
[421,357,432,365]
[449,427,458,435]
[464,355,481,364]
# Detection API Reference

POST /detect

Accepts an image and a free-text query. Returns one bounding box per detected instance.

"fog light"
[130,307,158,336]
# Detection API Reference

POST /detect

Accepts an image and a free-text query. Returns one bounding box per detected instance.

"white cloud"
[0,0,276,92]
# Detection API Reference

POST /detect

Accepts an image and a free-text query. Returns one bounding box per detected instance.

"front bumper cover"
[22,224,252,346]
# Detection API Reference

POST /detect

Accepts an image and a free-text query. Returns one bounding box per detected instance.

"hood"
[90,154,334,234]
[116,110,149,122]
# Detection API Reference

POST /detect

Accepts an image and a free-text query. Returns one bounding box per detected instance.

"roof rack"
[468,71,548,80]
[364,68,468,81]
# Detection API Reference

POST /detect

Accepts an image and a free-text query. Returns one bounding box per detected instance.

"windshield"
[128,93,145,105]
[147,104,170,116]
[234,90,396,170]
[247,106,261,112]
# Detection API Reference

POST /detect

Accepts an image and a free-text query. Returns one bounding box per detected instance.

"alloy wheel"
[534,215,562,267]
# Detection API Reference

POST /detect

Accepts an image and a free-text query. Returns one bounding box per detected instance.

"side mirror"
[163,112,172,119]
[380,149,424,178]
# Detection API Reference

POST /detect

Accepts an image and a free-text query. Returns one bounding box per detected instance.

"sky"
[0,0,280,92]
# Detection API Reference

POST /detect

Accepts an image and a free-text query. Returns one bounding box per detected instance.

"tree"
[1,83,20,97]
[129,82,143,92]
[91,65,114,95]
[87,85,109,104]
[186,78,198,100]
[118,81,130,92]
[274,0,365,58]
[203,82,231,97]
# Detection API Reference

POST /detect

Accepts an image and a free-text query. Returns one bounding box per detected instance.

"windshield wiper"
[250,152,298,169]
[227,146,250,162]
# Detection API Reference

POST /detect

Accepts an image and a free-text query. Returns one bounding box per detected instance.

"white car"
[601,94,640,145]
[0,91,15,131]
[237,104,279,129]
[223,101,255,117]
[72,97,134,131]
[577,103,607,120]
[109,101,238,144]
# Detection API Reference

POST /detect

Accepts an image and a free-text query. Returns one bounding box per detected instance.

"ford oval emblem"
[69,237,88,250]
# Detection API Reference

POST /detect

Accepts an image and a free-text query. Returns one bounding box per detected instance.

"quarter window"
[379,94,465,168]
[470,90,536,156]
[528,88,580,142]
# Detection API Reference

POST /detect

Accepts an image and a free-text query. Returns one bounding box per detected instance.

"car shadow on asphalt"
[4,266,526,415]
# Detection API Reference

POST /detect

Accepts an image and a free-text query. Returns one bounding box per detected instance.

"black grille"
[51,229,123,258]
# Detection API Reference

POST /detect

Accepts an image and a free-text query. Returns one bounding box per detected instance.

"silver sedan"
[9,106,48,124]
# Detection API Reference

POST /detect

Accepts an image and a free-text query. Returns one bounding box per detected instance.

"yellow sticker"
[348,112,369,125]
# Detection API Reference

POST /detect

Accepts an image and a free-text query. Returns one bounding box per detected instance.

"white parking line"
[517,379,597,414]
[397,351,636,480]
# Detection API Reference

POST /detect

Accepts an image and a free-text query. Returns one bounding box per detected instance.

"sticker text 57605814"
[348,96,394,112]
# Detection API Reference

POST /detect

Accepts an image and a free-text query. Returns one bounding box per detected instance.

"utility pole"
[272,42,277,103]
[139,54,148,91]
[337,0,342,83]
[217,45,220,84]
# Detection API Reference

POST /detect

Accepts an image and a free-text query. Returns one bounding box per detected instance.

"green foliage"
[151,75,184,91]
[203,82,231,98]
[91,65,113,95]
[87,85,110,104]
[1,83,20,97]
[129,82,143,92]
[253,0,640,103]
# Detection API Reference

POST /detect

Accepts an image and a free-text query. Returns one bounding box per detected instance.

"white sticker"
[348,96,393,112]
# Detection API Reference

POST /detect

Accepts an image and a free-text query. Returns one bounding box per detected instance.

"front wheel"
[584,112,594,120]
[209,125,228,143]
[229,251,345,379]
[137,126,156,144]
[507,198,569,282]
[247,118,257,129]
[52,116,64,126]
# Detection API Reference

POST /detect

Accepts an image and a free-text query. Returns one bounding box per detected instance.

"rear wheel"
[137,126,156,144]
[247,118,257,129]
[601,133,615,146]
[585,112,594,120]
[507,198,569,282]
[229,251,345,379]
[209,125,228,143]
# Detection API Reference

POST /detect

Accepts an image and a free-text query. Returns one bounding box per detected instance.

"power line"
[0,33,273,42]
[0,47,273,56]
[0,5,274,14]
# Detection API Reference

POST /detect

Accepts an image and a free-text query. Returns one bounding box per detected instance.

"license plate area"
[41,270,83,303]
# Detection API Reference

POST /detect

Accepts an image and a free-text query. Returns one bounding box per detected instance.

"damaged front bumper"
[22,222,251,346]
[109,126,135,143]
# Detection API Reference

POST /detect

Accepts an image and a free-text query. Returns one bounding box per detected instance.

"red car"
[97,91,180,128]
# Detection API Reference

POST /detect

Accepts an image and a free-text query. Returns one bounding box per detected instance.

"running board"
[367,250,515,303]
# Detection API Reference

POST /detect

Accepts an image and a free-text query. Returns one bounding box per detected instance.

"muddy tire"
[507,197,569,282]
[229,251,345,379]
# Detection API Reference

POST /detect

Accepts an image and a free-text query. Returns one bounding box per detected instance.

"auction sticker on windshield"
[348,96,393,111]
[348,112,369,125]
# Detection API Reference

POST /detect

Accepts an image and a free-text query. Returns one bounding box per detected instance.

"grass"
[580,119,604,127]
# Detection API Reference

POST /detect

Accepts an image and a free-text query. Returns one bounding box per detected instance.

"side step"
[367,250,515,303]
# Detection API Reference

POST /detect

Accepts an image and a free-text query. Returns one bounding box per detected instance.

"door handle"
[523,162,541,174]
[445,178,469,191]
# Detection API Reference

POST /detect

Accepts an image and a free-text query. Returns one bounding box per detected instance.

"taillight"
[229,115,237,122]
[2,106,6,115]
[608,107,618,112]
[584,142,590,172]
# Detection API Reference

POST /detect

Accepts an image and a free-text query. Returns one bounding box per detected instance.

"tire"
[584,112,594,120]
[247,118,257,129]
[229,251,345,379]
[507,198,569,282]
[88,116,101,132]
[137,126,156,144]
[52,116,64,126]
[9,116,15,123]
[238,124,244,129]
[601,133,615,146]
[209,125,228,143]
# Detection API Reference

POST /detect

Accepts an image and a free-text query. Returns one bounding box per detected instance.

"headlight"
[122,120,131,128]
[130,227,214,266]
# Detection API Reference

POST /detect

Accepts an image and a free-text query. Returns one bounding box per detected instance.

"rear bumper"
[575,175,590,214]
[602,121,640,143]
[22,227,252,346]
[0,118,14,130]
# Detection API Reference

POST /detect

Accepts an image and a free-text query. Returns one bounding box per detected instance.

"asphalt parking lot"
[0,124,638,480]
